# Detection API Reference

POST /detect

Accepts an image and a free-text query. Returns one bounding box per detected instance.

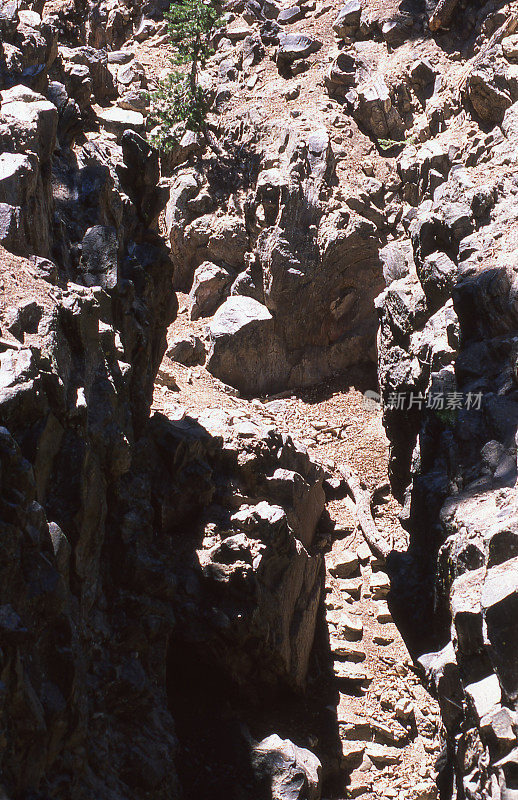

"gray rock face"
[0,21,185,796]
[0,252,179,799]
[0,6,325,800]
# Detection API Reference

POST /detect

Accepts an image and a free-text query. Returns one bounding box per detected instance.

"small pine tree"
[148,0,222,151]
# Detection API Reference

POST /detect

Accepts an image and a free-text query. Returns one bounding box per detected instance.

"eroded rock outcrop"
[0,5,330,794]
[378,94,518,800]
[166,125,384,396]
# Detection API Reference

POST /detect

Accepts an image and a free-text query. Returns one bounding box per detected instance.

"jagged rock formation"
[166,125,384,396]
[0,6,181,791]
[0,4,332,798]
[3,0,518,798]
[378,70,518,800]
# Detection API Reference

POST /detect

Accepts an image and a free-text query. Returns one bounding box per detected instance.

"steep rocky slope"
[1,0,518,798]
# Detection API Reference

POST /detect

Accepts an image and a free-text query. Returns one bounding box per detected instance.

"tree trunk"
[336,463,391,560]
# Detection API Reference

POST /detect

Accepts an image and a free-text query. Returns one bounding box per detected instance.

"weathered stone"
[482,557,518,703]
[0,153,37,206]
[481,706,518,752]
[330,638,366,662]
[419,643,463,731]
[278,5,304,24]
[251,735,322,800]
[503,34,518,61]
[465,674,502,721]
[351,77,406,141]
[134,18,158,41]
[189,261,232,320]
[370,718,408,745]
[382,17,412,46]
[417,250,457,313]
[334,662,372,682]
[277,32,322,65]
[329,545,359,578]
[364,743,401,766]
[166,334,206,366]
[0,85,57,163]
[465,69,512,125]
[207,296,282,396]
[333,0,362,38]
[79,225,118,289]
[410,59,438,88]
[369,571,390,599]
[395,698,415,720]
[374,602,392,624]
[107,49,134,64]
[338,614,364,641]
[341,741,366,769]
[337,577,362,600]
[95,105,145,141]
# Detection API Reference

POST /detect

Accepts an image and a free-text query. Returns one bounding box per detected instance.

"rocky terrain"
[1,0,518,797]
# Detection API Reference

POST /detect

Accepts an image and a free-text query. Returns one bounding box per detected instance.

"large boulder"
[95,106,145,142]
[464,67,512,126]
[207,296,284,395]
[252,735,322,800]
[277,33,322,66]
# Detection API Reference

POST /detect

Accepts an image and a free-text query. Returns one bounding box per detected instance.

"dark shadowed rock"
[80,225,119,289]
[417,250,457,313]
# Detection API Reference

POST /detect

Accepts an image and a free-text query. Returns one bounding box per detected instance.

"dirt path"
[152,300,442,799]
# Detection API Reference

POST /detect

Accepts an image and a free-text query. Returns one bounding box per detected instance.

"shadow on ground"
[138,411,346,798]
